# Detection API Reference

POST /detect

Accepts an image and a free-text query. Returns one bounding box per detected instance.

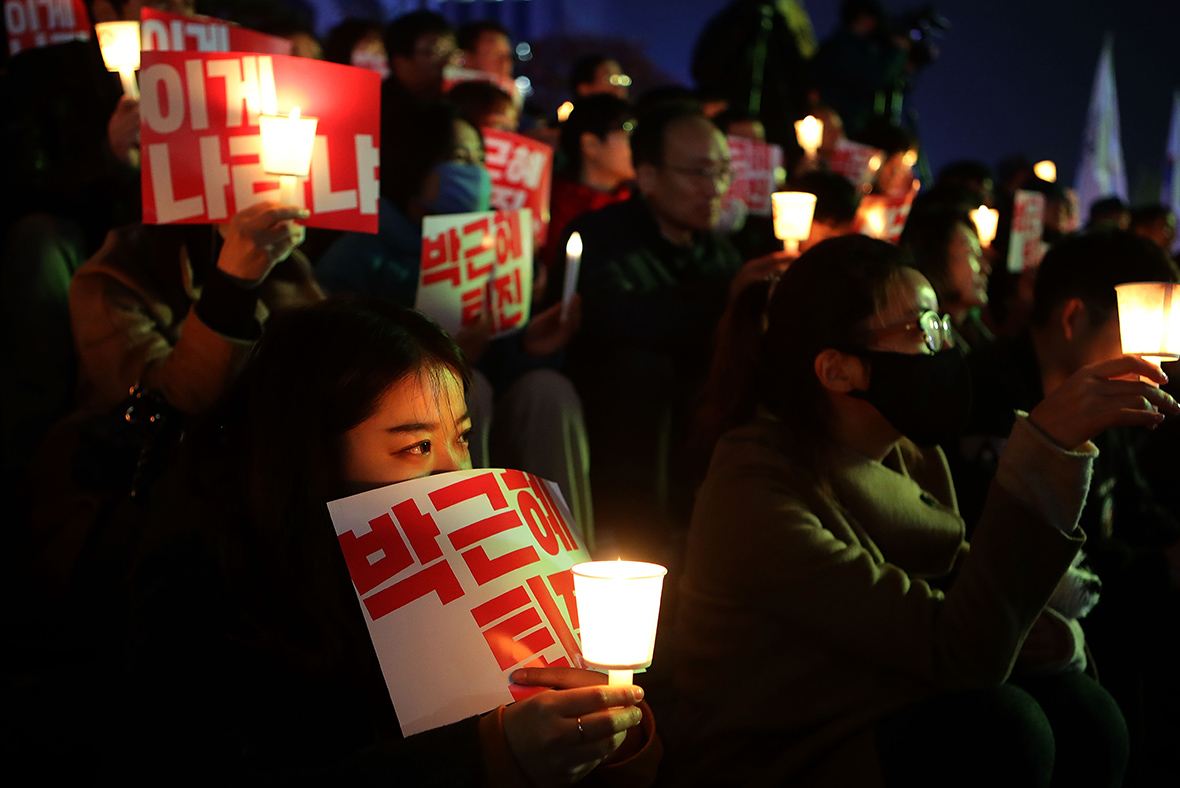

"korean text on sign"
[138,51,380,233]
[416,209,533,339]
[328,469,591,736]
[6,0,90,55]
[140,7,293,55]
[1007,190,1047,273]
[854,187,917,244]
[483,128,553,251]
[726,136,785,218]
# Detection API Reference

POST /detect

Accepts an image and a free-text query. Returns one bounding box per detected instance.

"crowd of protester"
[4,0,1180,785]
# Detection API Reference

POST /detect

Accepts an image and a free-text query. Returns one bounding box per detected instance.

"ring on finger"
[576,716,585,741]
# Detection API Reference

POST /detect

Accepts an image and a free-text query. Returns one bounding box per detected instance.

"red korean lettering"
[494,212,522,264]
[517,488,559,556]
[471,585,571,673]
[422,228,461,286]
[362,559,464,620]
[451,509,540,585]
[430,471,510,511]
[484,135,511,170]
[460,287,485,326]
[463,217,495,280]
[391,498,444,563]
[547,569,579,631]
[337,513,415,595]
[527,574,581,659]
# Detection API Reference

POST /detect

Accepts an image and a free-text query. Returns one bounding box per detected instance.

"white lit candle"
[572,560,667,687]
[258,108,318,206]
[863,203,888,239]
[557,101,575,123]
[970,205,1000,248]
[794,115,824,158]
[771,191,817,254]
[95,21,141,100]
[562,232,582,322]
[1115,282,1180,366]
[1034,160,1057,183]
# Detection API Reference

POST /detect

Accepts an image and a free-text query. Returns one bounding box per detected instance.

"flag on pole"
[1074,35,1128,218]
[1162,91,1180,254]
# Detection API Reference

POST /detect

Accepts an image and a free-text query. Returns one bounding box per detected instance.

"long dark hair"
[183,297,470,675]
[693,236,913,486]
[898,204,976,308]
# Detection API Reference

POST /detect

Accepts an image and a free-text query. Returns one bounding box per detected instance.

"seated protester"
[712,109,779,261]
[672,235,1164,788]
[456,19,515,80]
[854,118,918,197]
[898,204,992,353]
[571,54,630,100]
[1085,195,1130,230]
[539,95,636,270]
[951,230,1180,785]
[1129,203,1178,253]
[788,169,861,253]
[545,104,744,556]
[26,203,321,592]
[125,298,659,785]
[316,102,594,539]
[447,79,519,131]
[323,17,389,78]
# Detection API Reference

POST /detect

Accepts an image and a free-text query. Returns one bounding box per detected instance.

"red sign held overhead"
[138,50,380,233]
[5,0,90,56]
[140,7,292,55]
[483,128,553,251]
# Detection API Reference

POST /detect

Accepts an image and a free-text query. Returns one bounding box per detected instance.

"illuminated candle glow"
[1034,160,1057,183]
[572,560,667,687]
[970,205,1000,247]
[562,232,582,322]
[259,108,318,206]
[557,101,575,123]
[863,204,888,239]
[794,115,824,157]
[95,21,141,100]
[1115,282,1180,365]
[771,191,817,254]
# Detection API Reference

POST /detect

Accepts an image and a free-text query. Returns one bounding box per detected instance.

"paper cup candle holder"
[1115,282,1180,366]
[259,108,319,206]
[96,21,141,100]
[771,192,817,254]
[970,205,999,248]
[572,560,667,686]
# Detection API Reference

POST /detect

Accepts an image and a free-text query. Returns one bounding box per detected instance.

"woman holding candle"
[127,297,658,785]
[674,235,1176,787]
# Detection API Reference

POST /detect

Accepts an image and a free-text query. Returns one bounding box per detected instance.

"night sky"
[602,0,1180,203]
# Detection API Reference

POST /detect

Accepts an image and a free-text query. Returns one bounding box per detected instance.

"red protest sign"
[140,7,292,55]
[853,186,917,244]
[417,209,533,338]
[138,50,380,233]
[828,139,883,190]
[483,128,552,251]
[328,469,591,736]
[725,136,784,218]
[1007,190,1047,273]
[5,0,89,56]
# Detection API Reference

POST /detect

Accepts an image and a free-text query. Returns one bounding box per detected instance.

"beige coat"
[673,416,1092,787]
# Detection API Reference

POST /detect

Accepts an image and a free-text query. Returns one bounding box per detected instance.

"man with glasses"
[546,104,743,561]
[383,11,456,107]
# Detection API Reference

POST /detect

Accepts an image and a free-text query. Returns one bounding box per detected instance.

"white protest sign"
[1007,190,1047,273]
[328,469,590,736]
[726,136,785,217]
[828,139,883,190]
[416,209,533,339]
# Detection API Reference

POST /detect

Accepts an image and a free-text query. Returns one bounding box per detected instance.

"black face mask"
[848,348,972,447]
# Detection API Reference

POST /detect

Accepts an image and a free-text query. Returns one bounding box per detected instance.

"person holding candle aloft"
[673,234,1177,787]
[125,298,659,786]
[953,230,1180,785]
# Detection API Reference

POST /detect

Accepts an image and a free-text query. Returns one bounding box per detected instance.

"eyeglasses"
[662,162,733,183]
[867,310,954,353]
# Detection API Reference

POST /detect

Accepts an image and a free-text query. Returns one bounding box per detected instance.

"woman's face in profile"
[339,365,473,492]
[945,222,989,309]
[864,268,942,355]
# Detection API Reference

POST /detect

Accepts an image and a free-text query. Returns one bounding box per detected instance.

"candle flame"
[557,101,575,123]
[566,231,583,257]
[1034,160,1057,182]
[868,155,882,172]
